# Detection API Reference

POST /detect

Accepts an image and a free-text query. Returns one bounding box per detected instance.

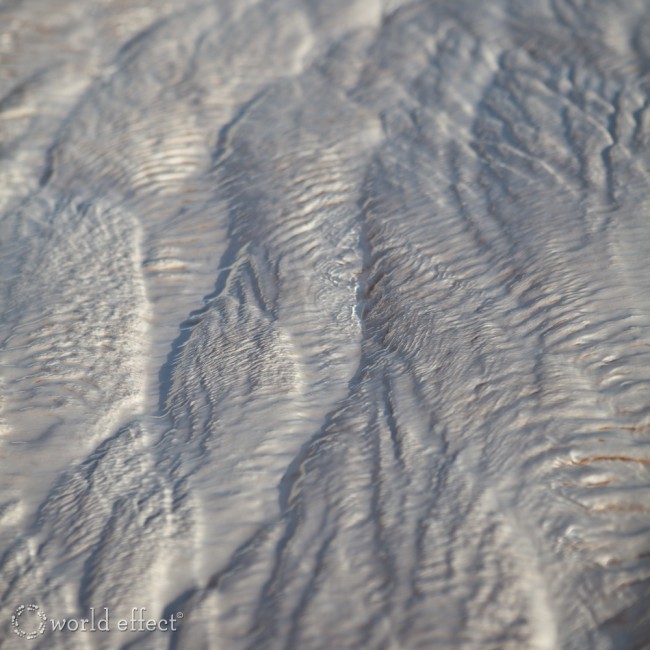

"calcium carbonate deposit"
[1,1,650,648]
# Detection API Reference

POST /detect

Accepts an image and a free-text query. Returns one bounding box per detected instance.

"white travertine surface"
[1,1,650,648]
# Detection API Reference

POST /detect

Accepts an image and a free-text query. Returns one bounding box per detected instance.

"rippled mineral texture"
[1,1,650,648]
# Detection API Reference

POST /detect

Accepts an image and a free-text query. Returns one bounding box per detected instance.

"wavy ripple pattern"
[1,1,650,649]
